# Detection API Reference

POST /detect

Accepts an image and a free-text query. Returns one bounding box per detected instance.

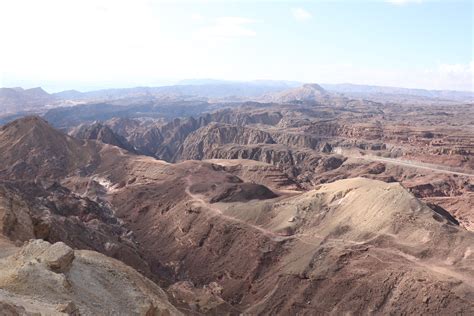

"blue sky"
[0,0,472,92]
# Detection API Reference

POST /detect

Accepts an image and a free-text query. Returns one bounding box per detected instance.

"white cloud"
[434,61,474,91]
[191,13,204,22]
[438,62,474,75]
[386,0,424,5]
[291,8,312,21]
[193,17,258,41]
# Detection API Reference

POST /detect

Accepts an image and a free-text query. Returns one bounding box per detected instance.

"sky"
[0,0,472,92]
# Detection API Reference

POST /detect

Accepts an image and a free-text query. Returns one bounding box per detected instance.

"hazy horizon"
[3,78,474,95]
[1,0,472,92]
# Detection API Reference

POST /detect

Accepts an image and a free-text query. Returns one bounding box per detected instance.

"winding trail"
[350,155,474,177]
[184,173,289,241]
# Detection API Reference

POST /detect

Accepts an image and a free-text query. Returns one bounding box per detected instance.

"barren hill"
[0,117,100,179]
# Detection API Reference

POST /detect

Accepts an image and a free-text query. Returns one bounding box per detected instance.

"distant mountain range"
[320,83,474,102]
[1,81,472,116]
[0,87,55,114]
[51,80,302,101]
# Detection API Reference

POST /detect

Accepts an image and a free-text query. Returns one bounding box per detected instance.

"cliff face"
[154,116,212,161]
[104,116,211,161]
[201,144,344,185]
[270,131,325,150]
[210,108,283,126]
[178,123,345,186]
[180,123,276,160]
[71,122,137,153]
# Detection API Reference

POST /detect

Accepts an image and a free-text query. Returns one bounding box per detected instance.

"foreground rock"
[0,239,181,315]
[41,242,75,273]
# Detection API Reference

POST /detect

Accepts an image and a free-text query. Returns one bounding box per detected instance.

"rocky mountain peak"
[302,83,327,93]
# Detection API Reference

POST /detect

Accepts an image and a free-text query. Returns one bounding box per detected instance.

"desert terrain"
[1,0,473,313]
[0,81,472,314]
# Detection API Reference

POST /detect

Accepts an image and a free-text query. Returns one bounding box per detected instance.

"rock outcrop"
[0,240,181,315]
[42,241,75,272]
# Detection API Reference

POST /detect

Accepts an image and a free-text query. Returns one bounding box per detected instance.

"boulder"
[41,242,75,273]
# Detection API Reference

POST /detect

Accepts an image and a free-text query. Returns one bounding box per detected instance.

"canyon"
[0,82,472,314]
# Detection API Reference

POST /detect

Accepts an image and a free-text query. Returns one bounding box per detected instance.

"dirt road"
[351,155,474,177]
